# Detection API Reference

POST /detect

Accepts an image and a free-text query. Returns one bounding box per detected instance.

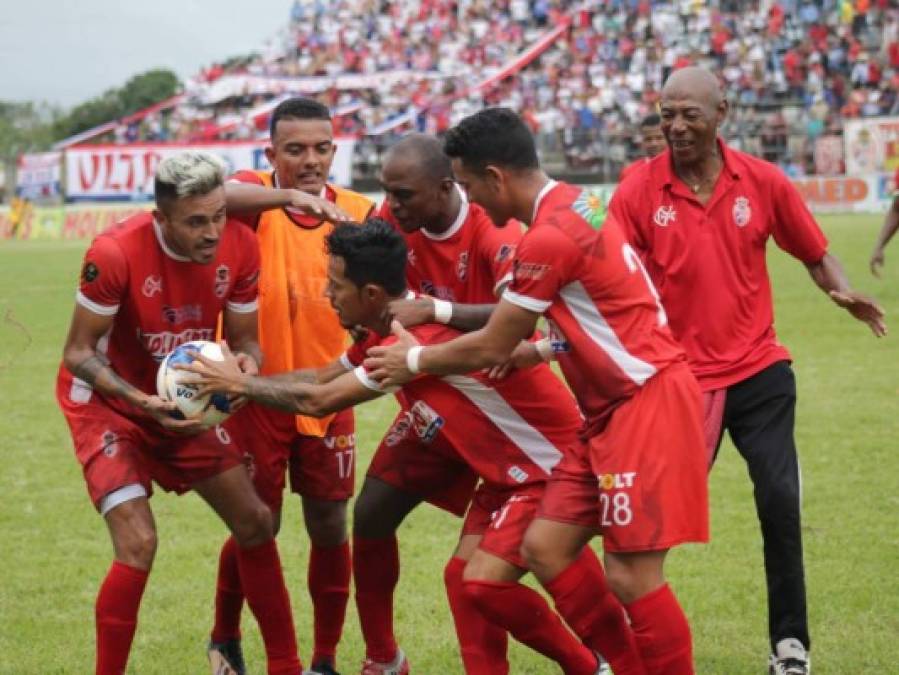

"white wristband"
[432,298,453,324]
[535,338,554,362]
[406,346,424,374]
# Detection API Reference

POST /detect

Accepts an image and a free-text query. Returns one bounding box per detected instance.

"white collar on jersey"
[273,174,328,206]
[153,219,191,262]
[531,179,559,225]
[422,183,469,241]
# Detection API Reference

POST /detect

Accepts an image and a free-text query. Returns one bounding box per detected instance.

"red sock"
[625,584,694,675]
[95,560,149,675]
[309,541,351,665]
[545,549,645,675]
[353,535,399,662]
[236,540,302,675]
[211,536,244,643]
[443,557,509,675]
[464,579,597,675]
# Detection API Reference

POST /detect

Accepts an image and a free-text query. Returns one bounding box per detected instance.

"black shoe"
[306,662,342,675]
[208,638,247,675]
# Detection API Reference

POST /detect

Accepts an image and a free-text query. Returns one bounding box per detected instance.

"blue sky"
[1,0,293,106]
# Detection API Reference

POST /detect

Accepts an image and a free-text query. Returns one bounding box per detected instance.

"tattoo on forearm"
[267,370,318,385]
[72,353,139,400]
[244,378,312,413]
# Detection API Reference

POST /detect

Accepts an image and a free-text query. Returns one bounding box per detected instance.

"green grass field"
[1,213,897,674]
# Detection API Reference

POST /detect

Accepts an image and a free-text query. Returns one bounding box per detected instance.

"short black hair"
[270,97,331,139]
[443,108,539,174]
[325,219,407,296]
[640,113,661,128]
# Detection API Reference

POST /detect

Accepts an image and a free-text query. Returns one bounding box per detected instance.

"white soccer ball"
[156,340,233,428]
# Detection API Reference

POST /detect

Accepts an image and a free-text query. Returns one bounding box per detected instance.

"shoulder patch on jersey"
[82,261,99,283]
[571,189,608,230]
[495,243,515,263]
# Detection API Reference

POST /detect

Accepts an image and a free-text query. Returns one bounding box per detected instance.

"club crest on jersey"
[82,261,100,283]
[572,189,608,230]
[142,275,162,297]
[214,265,230,298]
[732,196,752,227]
[495,244,515,263]
[456,251,469,281]
[101,430,119,457]
[653,205,677,228]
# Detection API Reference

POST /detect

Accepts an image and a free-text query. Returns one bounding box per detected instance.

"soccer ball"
[156,340,232,428]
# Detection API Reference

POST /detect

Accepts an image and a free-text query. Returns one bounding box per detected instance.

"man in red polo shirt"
[869,164,899,276]
[609,66,886,675]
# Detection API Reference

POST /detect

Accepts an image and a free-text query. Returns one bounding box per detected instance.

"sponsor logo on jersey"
[324,433,356,449]
[82,261,100,283]
[384,413,413,446]
[409,400,444,443]
[513,261,551,280]
[419,281,455,301]
[161,304,203,324]
[214,265,231,298]
[142,275,162,297]
[732,196,752,227]
[572,189,608,230]
[139,327,216,361]
[653,205,677,228]
[456,251,469,281]
[598,472,637,490]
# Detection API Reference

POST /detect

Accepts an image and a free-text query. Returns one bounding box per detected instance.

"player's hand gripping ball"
[156,340,232,427]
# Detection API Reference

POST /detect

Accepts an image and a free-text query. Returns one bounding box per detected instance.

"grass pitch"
[0,214,897,674]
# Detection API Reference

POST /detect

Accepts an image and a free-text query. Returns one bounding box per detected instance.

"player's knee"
[520,527,555,571]
[304,499,347,546]
[116,526,157,570]
[231,501,274,547]
[353,497,398,539]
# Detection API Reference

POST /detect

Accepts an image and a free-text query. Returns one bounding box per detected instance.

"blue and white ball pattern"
[156,340,232,428]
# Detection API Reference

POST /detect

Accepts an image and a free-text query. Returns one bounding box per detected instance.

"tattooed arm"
[181,343,381,416]
[62,304,203,433]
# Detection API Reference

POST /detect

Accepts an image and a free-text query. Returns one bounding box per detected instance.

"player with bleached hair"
[55,151,323,675]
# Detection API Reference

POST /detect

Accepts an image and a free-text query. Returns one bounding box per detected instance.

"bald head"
[662,67,723,110]
[659,67,727,167]
[384,133,453,182]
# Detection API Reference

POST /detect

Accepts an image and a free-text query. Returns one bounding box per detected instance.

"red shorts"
[366,404,478,517]
[58,388,243,512]
[462,484,544,569]
[539,362,709,553]
[226,403,356,510]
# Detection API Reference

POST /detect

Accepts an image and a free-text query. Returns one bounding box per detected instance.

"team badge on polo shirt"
[653,205,677,227]
[572,189,608,229]
[733,196,752,227]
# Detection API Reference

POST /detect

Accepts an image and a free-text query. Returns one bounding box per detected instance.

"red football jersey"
[377,187,522,303]
[344,324,583,489]
[57,212,260,421]
[610,141,829,390]
[503,181,685,434]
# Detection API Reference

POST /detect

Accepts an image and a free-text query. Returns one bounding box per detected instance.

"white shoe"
[360,648,410,675]
[769,638,810,675]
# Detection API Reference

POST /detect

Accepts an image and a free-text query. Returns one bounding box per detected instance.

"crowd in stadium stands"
[115,0,899,179]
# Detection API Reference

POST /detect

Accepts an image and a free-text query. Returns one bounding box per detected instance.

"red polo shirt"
[610,140,828,391]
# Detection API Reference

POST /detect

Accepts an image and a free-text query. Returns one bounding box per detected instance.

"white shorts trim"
[99,483,148,516]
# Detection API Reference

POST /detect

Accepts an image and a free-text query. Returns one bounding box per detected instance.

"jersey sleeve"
[226,224,260,313]
[227,170,266,229]
[503,226,579,313]
[477,219,522,295]
[76,235,128,316]
[608,185,646,252]
[769,171,828,264]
